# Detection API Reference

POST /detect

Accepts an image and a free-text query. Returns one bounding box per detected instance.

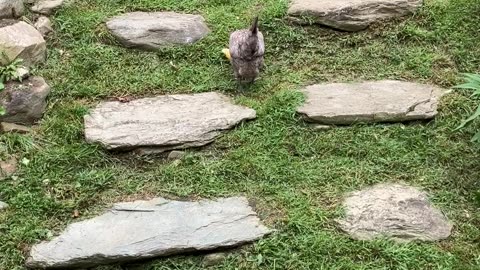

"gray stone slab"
[297,80,443,125]
[84,92,256,152]
[288,0,423,31]
[26,197,271,269]
[106,12,210,50]
[337,183,452,242]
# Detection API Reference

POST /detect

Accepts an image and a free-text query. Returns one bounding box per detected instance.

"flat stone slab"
[0,20,46,67]
[297,80,443,125]
[337,183,452,242]
[26,197,271,269]
[288,0,423,31]
[84,92,256,152]
[106,12,210,51]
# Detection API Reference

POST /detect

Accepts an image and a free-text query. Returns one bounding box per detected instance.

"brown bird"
[228,17,265,84]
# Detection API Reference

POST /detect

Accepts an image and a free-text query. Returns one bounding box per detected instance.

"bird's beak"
[222,48,231,61]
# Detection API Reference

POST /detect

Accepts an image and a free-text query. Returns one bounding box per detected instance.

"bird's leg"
[236,81,246,92]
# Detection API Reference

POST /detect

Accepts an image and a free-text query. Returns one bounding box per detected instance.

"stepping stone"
[0,0,24,19]
[26,197,271,269]
[84,92,256,153]
[30,0,63,15]
[0,77,51,125]
[106,12,210,51]
[297,80,443,125]
[0,20,46,67]
[288,0,423,31]
[337,183,452,242]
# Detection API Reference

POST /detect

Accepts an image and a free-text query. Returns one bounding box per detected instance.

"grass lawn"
[1,0,480,269]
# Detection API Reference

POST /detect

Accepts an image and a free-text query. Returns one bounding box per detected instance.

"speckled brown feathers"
[229,17,265,83]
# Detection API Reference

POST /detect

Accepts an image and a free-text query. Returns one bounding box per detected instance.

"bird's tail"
[250,16,259,35]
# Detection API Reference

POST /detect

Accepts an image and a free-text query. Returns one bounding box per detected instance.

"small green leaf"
[455,105,480,130]
[474,191,480,207]
[463,73,480,83]
[256,254,263,265]
[0,106,5,116]
[471,131,480,142]
[454,82,480,90]
[21,158,30,166]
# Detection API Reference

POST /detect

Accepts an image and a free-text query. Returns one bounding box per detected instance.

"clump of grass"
[0,58,24,115]
[454,73,480,141]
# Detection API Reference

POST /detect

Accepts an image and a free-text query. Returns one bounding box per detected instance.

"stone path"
[288,0,423,31]
[26,197,271,269]
[337,183,452,242]
[84,92,256,153]
[0,1,457,269]
[297,80,444,125]
[107,12,210,50]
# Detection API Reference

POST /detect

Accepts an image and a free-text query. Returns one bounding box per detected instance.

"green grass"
[2,0,480,269]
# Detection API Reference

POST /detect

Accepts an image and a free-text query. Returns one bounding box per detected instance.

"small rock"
[203,252,227,267]
[26,197,271,269]
[84,92,256,152]
[14,66,30,80]
[0,0,24,19]
[106,12,210,51]
[311,124,332,131]
[132,147,161,156]
[171,159,181,167]
[337,183,452,242]
[297,80,444,125]
[0,76,51,125]
[288,0,423,31]
[0,122,32,133]
[0,157,18,178]
[30,0,63,15]
[0,20,46,67]
[0,201,8,211]
[167,150,185,160]
[34,16,53,36]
